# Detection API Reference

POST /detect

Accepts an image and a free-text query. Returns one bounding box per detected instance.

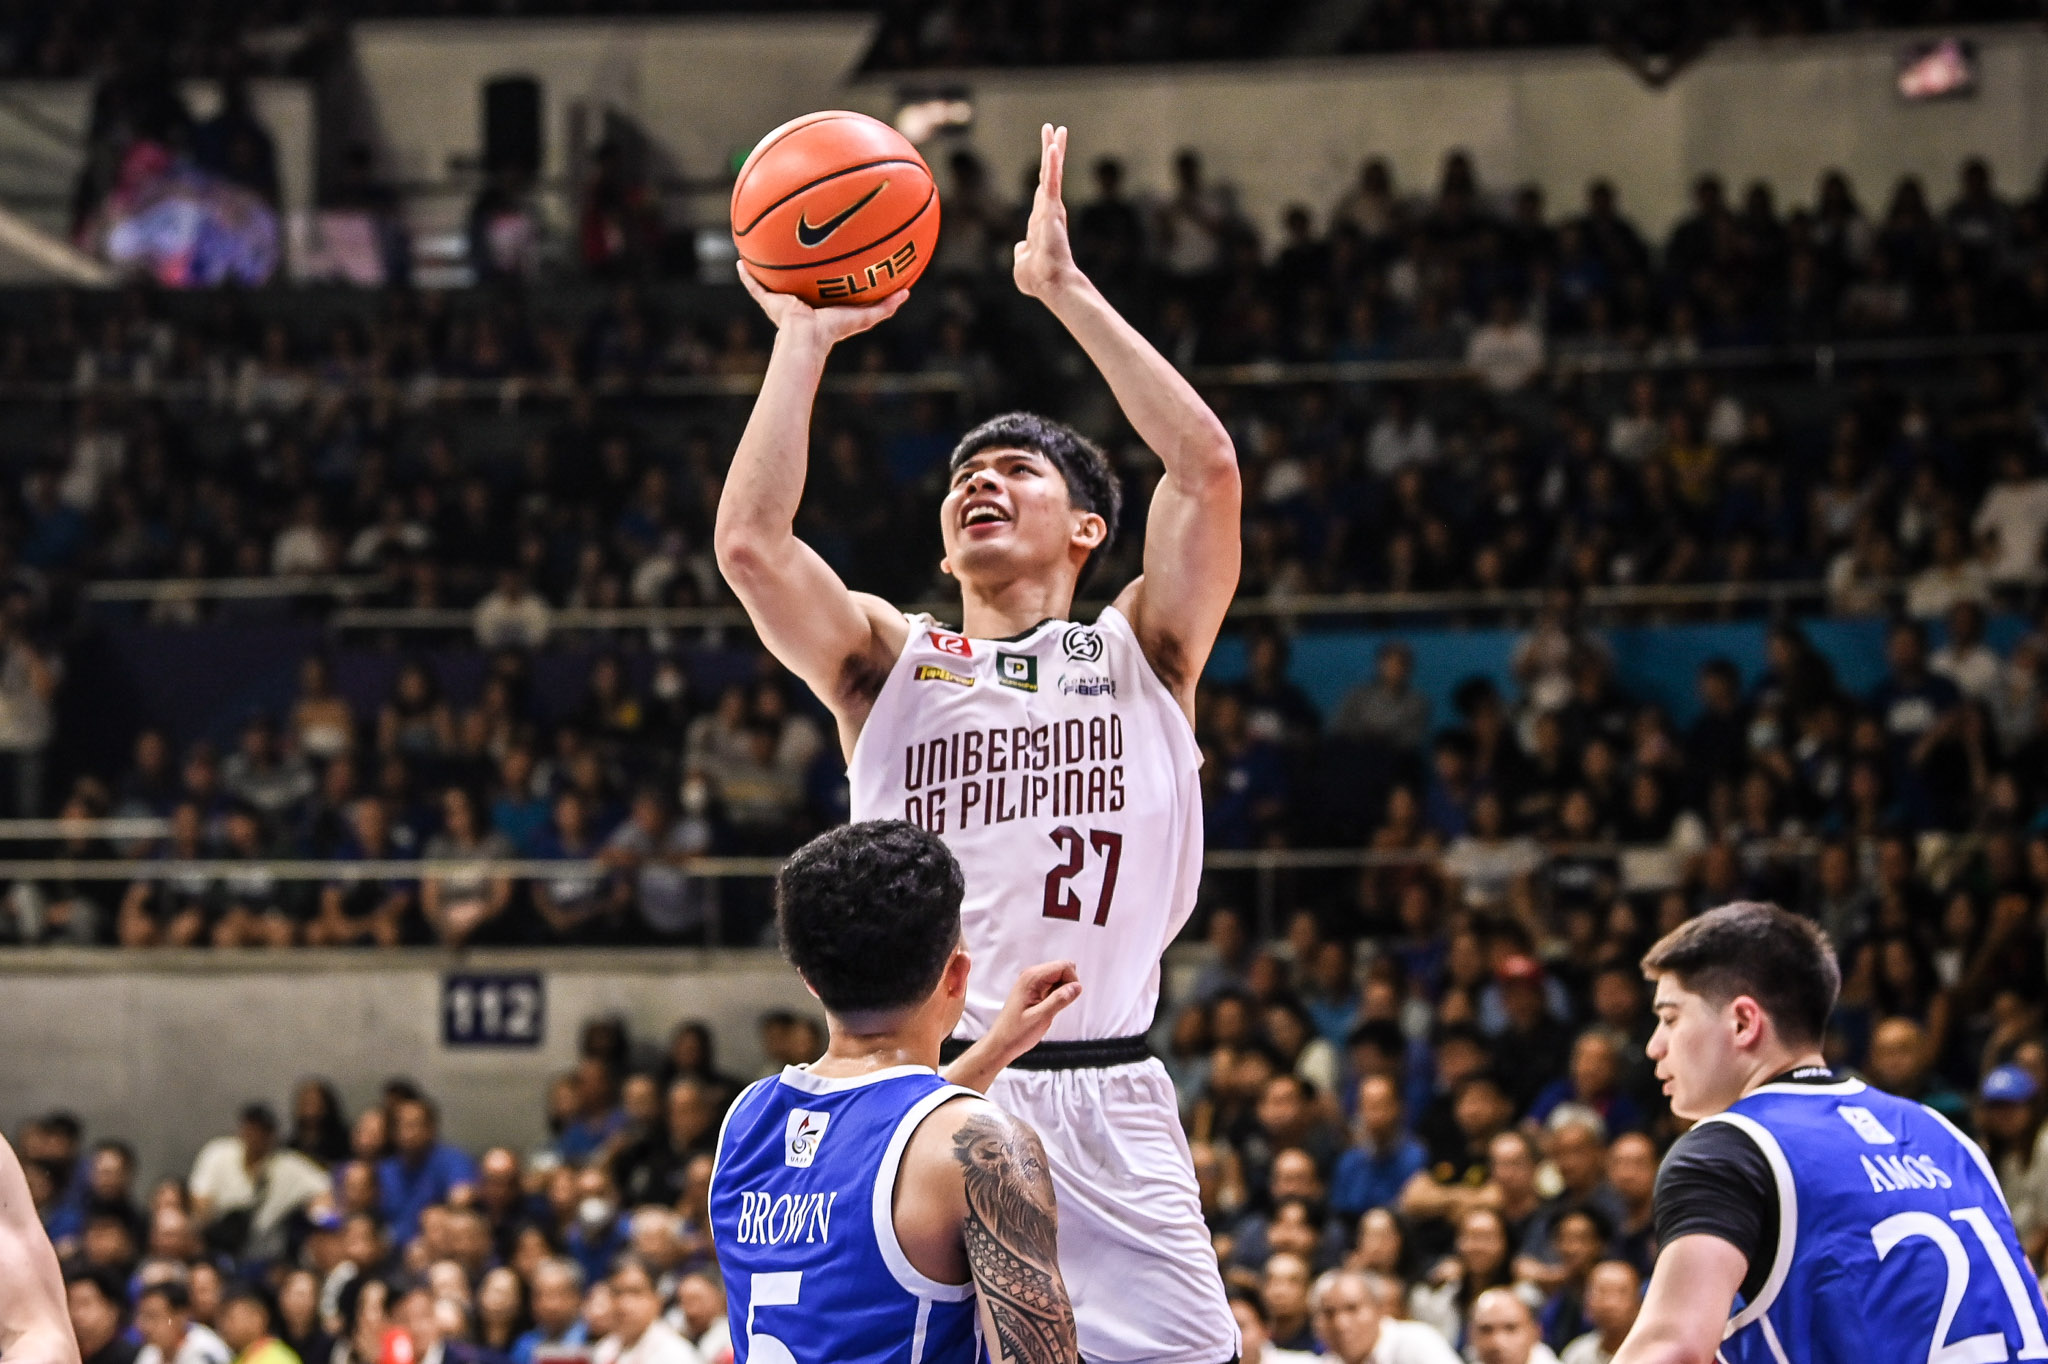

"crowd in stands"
[9,149,2048,613]
[2,0,2037,78]
[27,856,2048,1364]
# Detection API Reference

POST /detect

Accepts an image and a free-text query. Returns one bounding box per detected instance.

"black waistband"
[940,1033,1152,1072]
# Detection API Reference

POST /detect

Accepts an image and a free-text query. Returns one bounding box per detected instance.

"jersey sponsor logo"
[997,653,1038,692]
[1838,1105,1899,1145]
[1860,1152,1955,1192]
[784,1109,831,1167]
[1061,625,1103,663]
[914,664,975,687]
[928,630,971,658]
[733,1188,839,1244]
[1059,673,1115,698]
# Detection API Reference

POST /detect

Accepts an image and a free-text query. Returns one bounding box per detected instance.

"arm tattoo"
[953,1111,1078,1364]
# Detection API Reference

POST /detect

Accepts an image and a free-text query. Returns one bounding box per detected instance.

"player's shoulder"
[901,1095,1055,1195]
[1660,1114,1772,1188]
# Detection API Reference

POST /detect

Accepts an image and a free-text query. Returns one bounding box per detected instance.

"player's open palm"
[1014,123,1078,300]
[737,260,908,344]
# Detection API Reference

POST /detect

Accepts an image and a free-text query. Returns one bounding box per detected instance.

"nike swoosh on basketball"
[795,181,889,248]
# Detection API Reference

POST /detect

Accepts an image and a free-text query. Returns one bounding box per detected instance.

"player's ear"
[938,552,955,579]
[1072,509,1106,550]
[942,947,971,998]
[1729,994,1766,1047]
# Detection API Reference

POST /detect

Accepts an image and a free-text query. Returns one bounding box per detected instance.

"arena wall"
[0,950,818,1184]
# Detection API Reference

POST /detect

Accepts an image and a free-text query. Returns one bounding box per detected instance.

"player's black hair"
[1641,900,1840,1046]
[65,1265,124,1305]
[947,412,1123,589]
[1347,1019,1407,1060]
[608,1253,664,1288]
[220,1280,273,1316]
[139,1280,193,1312]
[776,819,964,1016]
[1554,1203,1616,1244]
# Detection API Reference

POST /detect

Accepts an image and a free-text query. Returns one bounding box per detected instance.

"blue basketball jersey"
[710,1065,982,1364]
[1712,1075,2048,1364]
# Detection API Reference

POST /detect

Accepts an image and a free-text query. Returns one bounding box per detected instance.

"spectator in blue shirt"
[561,1165,628,1284]
[1869,619,1966,830]
[376,1096,477,1247]
[510,1259,589,1364]
[552,1057,627,1167]
[1525,1031,1645,1136]
[1330,1075,1428,1222]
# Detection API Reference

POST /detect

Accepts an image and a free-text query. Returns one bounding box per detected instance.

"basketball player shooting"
[718,122,1243,1363]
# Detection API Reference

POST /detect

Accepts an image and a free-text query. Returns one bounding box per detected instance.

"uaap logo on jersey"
[1838,1105,1897,1144]
[929,630,971,658]
[1062,625,1104,663]
[997,653,1038,692]
[784,1109,830,1168]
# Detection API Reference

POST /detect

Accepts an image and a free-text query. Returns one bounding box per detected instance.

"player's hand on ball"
[1013,123,1080,300]
[990,959,1083,1055]
[736,260,909,343]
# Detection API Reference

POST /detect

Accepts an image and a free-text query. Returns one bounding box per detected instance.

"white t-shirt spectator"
[1559,1331,1617,1364]
[1932,639,2004,703]
[1367,415,1438,477]
[594,1321,702,1364]
[475,586,552,649]
[137,1324,232,1364]
[1905,559,1989,620]
[664,1313,729,1364]
[271,522,334,576]
[0,638,58,752]
[188,1137,332,1235]
[1975,476,2048,583]
[1363,1316,1463,1363]
[1466,317,1546,393]
[1442,833,1546,910]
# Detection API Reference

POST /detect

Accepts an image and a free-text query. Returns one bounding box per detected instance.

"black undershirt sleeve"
[1651,1120,1779,1306]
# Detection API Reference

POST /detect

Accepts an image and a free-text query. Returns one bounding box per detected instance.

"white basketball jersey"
[848,607,1204,1042]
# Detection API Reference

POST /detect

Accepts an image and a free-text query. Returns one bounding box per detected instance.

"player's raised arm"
[1610,1230,1749,1364]
[0,1134,80,1364]
[1013,124,1241,715]
[714,267,913,732]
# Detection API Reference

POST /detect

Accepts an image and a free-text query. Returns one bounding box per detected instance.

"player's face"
[1647,973,1742,1120]
[939,448,1100,590]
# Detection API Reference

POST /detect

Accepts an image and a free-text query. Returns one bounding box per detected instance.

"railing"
[1186,328,2048,388]
[0,369,970,402]
[84,574,1882,627]
[0,839,1825,946]
[11,328,2046,408]
[84,574,381,603]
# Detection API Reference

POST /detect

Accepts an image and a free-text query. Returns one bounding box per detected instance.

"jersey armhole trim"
[1922,1102,2010,1213]
[707,1076,772,1211]
[1699,1111,1797,1338]
[872,1083,979,1304]
[845,611,927,777]
[1096,603,1203,770]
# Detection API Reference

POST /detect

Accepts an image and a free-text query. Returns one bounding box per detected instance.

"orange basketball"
[731,111,940,307]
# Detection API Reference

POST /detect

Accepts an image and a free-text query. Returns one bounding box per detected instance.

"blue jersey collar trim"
[779,1063,939,1094]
